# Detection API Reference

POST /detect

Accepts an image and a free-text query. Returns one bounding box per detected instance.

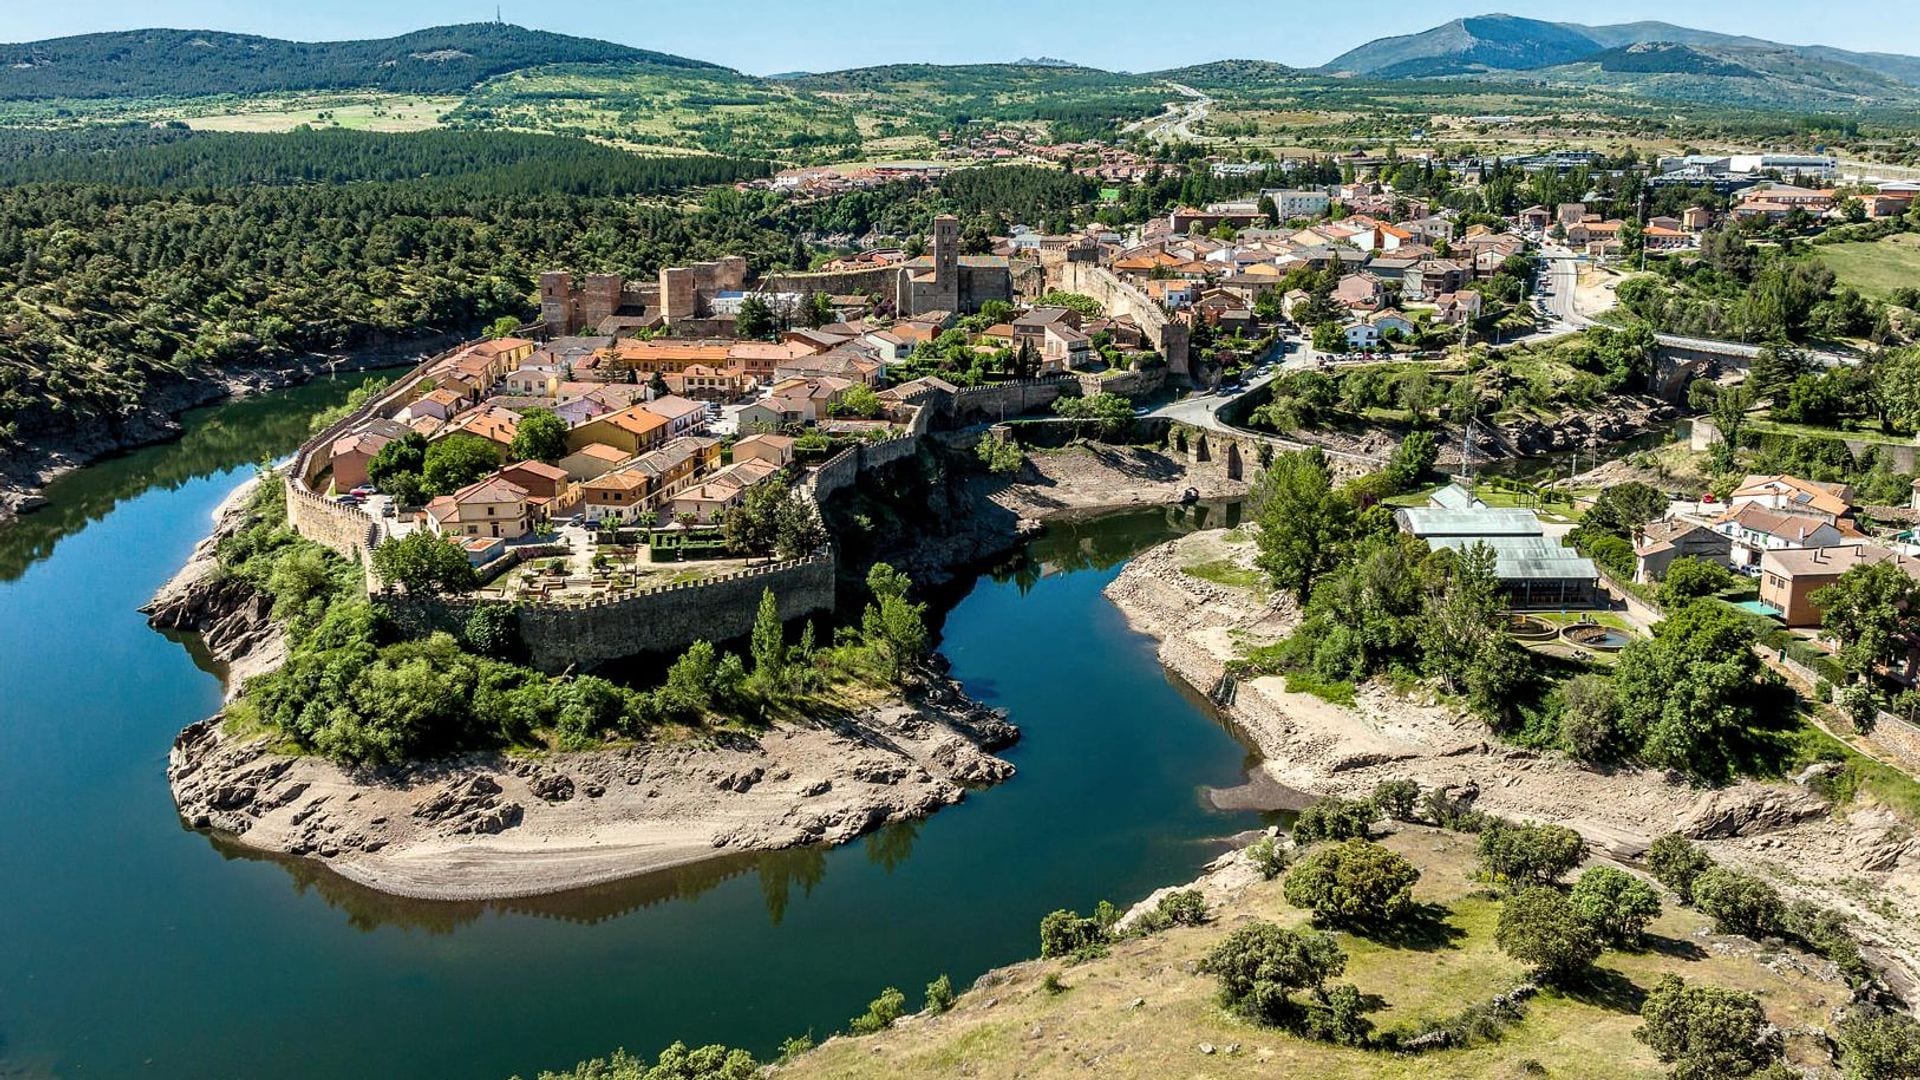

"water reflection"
[0,370,397,582]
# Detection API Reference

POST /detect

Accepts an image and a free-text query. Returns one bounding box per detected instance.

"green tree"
[371,531,476,594]
[1814,560,1920,680]
[1253,449,1352,602]
[1658,556,1734,607]
[421,434,502,496]
[804,290,836,329]
[1689,869,1784,939]
[532,1041,762,1080]
[1559,671,1629,763]
[859,562,929,680]
[1372,779,1421,821]
[368,432,428,493]
[509,407,570,463]
[924,974,956,1014]
[1636,976,1784,1080]
[748,588,786,696]
[1570,866,1662,948]
[1839,1011,1920,1080]
[847,986,906,1035]
[1497,886,1603,983]
[1872,349,1920,433]
[1312,320,1348,354]
[1038,909,1110,959]
[1581,481,1669,537]
[830,383,884,420]
[1384,429,1438,493]
[1052,392,1134,439]
[1291,796,1381,844]
[484,315,522,339]
[1476,820,1586,888]
[1613,602,1770,783]
[1197,921,1347,1024]
[1647,833,1714,904]
[735,294,774,339]
[1282,838,1421,929]
[1708,382,1756,473]
[1419,541,1503,694]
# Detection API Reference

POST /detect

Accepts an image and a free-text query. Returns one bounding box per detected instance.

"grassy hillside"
[1811,233,1920,299]
[775,829,1847,1079]
[0,23,714,100]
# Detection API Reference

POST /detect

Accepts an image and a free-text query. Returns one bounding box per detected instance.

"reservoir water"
[0,378,1261,1079]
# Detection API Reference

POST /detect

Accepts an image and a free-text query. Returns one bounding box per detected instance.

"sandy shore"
[169,684,1017,902]
[1104,528,1920,996]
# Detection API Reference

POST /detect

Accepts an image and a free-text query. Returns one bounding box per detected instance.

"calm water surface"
[0,381,1259,1079]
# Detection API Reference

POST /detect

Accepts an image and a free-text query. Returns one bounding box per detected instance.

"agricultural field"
[1810,232,1920,299]
[443,62,864,161]
[185,94,459,133]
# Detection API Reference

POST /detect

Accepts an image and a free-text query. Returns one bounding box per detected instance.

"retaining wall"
[950,378,1075,424]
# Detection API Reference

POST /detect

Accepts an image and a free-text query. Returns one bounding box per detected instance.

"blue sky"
[9,1,1919,74]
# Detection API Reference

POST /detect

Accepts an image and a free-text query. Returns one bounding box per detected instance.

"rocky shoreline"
[1102,529,1920,998]
[0,331,467,524]
[151,440,1246,902]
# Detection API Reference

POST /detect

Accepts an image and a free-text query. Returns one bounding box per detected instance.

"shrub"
[1372,779,1421,821]
[1197,921,1347,1024]
[1782,901,1871,987]
[1569,866,1662,948]
[847,986,906,1035]
[1838,1011,1920,1079]
[1635,976,1784,1080]
[1690,869,1785,939]
[1156,889,1208,927]
[1293,796,1382,844]
[1647,833,1714,903]
[1497,887,1603,983]
[1041,972,1067,995]
[1558,672,1628,764]
[1246,835,1287,879]
[1476,821,1586,888]
[1424,787,1494,832]
[924,974,954,1014]
[1038,909,1110,960]
[1283,839,1422,929]
[1300,983,1379,1047]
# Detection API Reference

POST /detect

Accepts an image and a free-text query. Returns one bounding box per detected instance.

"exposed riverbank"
[0,331,468,524]
[1103,528,1920,997]
[154,440,1247,902]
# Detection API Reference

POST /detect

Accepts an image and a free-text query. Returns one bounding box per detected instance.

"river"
[0,379,1265,1079]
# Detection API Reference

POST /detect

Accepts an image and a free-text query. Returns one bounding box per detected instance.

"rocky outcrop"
[141,479,286,694]
[167,672,1020,901]
[1498,398,1680,456]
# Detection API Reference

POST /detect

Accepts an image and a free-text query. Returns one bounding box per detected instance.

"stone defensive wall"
[760,264,902,306]
[511,555,836,672]
[1054,260,1191,379]
[950,377,1076,425]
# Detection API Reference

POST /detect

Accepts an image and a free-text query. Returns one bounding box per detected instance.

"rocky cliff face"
[141,479,286,695]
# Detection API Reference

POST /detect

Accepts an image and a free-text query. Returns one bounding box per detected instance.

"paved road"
[1127,82,1211,142]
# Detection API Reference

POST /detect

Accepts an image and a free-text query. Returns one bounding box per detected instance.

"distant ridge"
[0,23,725,100]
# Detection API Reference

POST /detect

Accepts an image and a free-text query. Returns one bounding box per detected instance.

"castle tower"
[539,271,574,334]
[930,214,961,312]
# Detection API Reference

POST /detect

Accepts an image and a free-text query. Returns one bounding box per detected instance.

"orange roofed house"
[424,476,532,540]
[566,404,670,456]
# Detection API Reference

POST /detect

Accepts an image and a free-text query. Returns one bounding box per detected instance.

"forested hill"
[0,128,770,195]
[0,23,722,99]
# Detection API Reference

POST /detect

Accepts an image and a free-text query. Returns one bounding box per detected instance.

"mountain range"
[1320,14,1920,103]
[3,16,1919,110]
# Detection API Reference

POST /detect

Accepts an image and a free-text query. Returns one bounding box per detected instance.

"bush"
[1197,920,1347,1024]
[1476,821,1586,888]
[1423,787,1494,833]
[1293,796,1382,844]
[1647,833,1714,903]
[1690,869,1785,939]
[924,974,955,1014]
[1635,975,1784,1080]
[1569,866,1662,948]
[1497,887,1604,983]
[1038,909,1110,960]
[1283,839,1422,929]
[1782,901,1872,987]
[1246,835,1288,879]
[1658,557,1736,607]
[1558,672,1628,764]
[1300,982,1379,1047]
[1372,779,1421,821]
[847,986,906,1035]
[1156,889,1208,927]
[1839,1011,1920,1079]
